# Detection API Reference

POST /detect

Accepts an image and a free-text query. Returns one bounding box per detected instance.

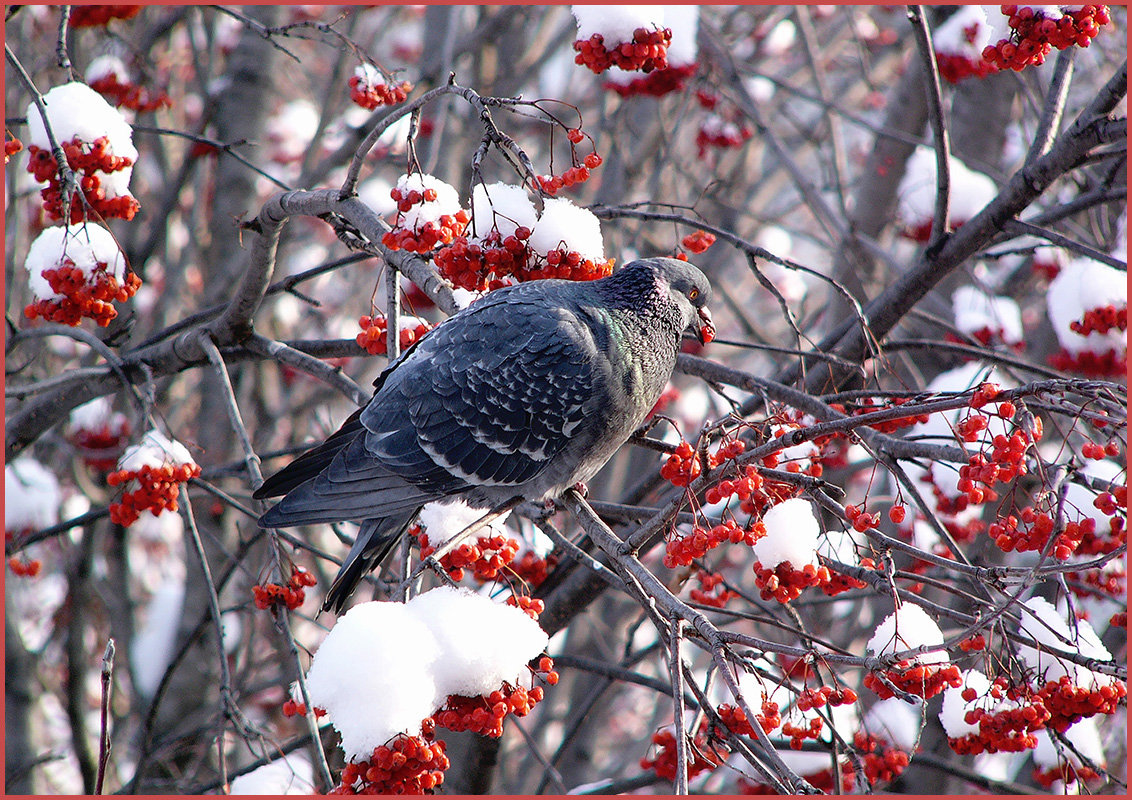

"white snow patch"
[470,182,538,241]
[230,752,315,795]
[898,147,996,230]
[418,498,511,546]
[117,429,196,473]
[867,603,949,664]
[5,457,62,532]
[864,697,922,751]
[26,81,137,161]
[1047,257,1127,355]
[753,498,820,569]
[393,172,463,233]
[953,285,1023,345]
[572,6,666,43]
[529,197,605,261]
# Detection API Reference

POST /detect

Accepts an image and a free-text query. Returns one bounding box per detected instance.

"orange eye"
[689,289,699,300]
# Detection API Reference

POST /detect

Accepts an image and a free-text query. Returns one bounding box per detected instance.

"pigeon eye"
[688,289,699,301]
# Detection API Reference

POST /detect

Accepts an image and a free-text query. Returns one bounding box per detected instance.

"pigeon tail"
[322,512,420,613]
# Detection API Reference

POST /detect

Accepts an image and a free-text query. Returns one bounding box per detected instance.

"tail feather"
[254,409,365,499]
[323,512,420,613]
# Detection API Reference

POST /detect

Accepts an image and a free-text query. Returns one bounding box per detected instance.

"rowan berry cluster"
[983,5,1110,72]
[681,230,716,254]
[796,685,858,711]
[424,530,521,583]
[69,5,142,27]
[1033,763,1100,790]
[659,441,702,487]
[829,397,932,434]
[844,503,882,533]
[516,247,614,283]
[433,233,522,292]
[988,505,1096,560]
[252,566,317,611]
[280,699,326,718]
[852,731,912,785]
[348,71,412,110]
[505,594,545,620]
[949,688,1049,754]
[718,698,781,736]
[573,27,673,74]
[88,72,171,112]
[1070,303,1127,336]
[8,557,42,578]
[107,462,201,526]
[689,570,736,607]
[821,556,877,596]
[509,550,558,589]
[663,519,765,568]
[380,186,469,253]
[864,662,962,700]
[958,633,987,652]
[355,314,431,356]
[535,152,602,196]
[1049,347,1126,377]
[67,412,131,471]
[753,560,833,603]
[5,134,22,163]
[603,62,697,97]
[27,136,139,222]
[24,256,141,327]
[331,726,449,795]
[433,681,545,738]
[1040,675,1126,731]
[639,719,725,782]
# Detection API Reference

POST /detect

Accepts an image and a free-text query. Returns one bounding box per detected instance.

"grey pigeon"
[256,257,714,612]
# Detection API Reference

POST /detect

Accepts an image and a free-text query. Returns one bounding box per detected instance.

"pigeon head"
[623,256,715,344]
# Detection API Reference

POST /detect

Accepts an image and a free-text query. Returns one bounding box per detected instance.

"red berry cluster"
[252,566,317,611]
[844,503,881,533]
[821,556,877,596]
[989,504,1097,560]
[281,699,327,718]
[639,719,725,782]
[1049,346,1126,377]
[1039,675,1126,732]
[695,117,753,158]
[573,27,673,74]
[681,230,716,254]
[348,74,412,110]
[380,187,469,253]
[107,462,201,526]
[659,441,702,487]
[781,715,825,750]
[950,687,1050,755]
[506,594,546,620]
[1033,762,1100,789]
[25,256,142,328]
[983,5,1110,72]
[936,51,997,84]
[958,633,987,652]
[829,397,932,434]
[797,685,858,711]
[355,314,431,356]
[718,698,782,736]
[27,137,139,222]
[516,247,614,283]
[535,152,602,196]
[67,413,131,471]
[432,681,545,738]
[509,551,557,590]
[689,570,736,608]
[434,233,524,292]
[864,662,962,700]
[89,73,172,112]
[753,560,832,603]
[8,557,42,577]
[663,519,765,568]
[417,530,520,583]
[1070,304,1127,336]
[69,5,142,27]
[331,726,449,795]
[5,133,23,163]
[603,62,697,97]
[852,731,911,785]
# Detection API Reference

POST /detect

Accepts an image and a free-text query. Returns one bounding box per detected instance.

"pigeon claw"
[572,481,589,498]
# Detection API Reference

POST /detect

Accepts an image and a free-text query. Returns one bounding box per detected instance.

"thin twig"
[907,6,951,249]
[94,639,115,794]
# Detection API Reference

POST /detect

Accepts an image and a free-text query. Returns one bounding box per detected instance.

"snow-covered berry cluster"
[69,5,142,27]
[1047,257,1127,376]
[66,396,131,471]
[418,529,521,583]
[897,147,995,242]
[933,6,999,83]
[380,173,469,253]
[694,92,753,158]
[331,726,450,795]
[5,458,61,543]
[86,55,171,112]
[107,430,201,526]
[23,224,140,327]
[348,63,412,110]
[432,659,555,738]
[950,286,1024,350]
[253,566,317,611]
[436,186,613,291]
[355,314,431,356]
[983,5,1110,72]
[751,499,833,602]
[25,82,140,222]
[864,604,961,700]
[572,7,672,74]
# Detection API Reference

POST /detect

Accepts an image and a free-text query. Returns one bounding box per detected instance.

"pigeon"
[256,256,714,612]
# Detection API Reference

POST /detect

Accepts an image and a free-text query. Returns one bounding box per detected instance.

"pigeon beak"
[696,306,715,344]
